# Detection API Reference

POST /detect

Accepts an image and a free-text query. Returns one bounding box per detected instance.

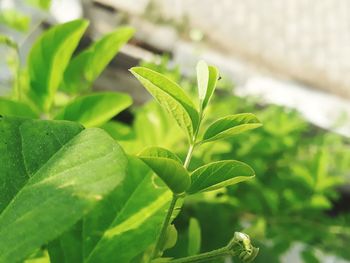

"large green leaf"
[130,67,199,142]
[62,27,134,94]
[0,116,127,262]
[27,19,88,112]
[138,147,191,194]
[0,97,38,118]
[54,92,132,127]
[201,113,262,143]
[196,61,219,110]
[48,157,172,263]
[187,160,255,194]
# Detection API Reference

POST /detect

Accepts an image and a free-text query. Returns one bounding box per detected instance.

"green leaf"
[188,218,201,256]
[163,224,178,251]
[0,97,38,118]
[48,157,172,263]
[54,92,132,127]
[62,27,134,94]
[201,113,262,143]
[0,9,30,32]
[25,0,51,10]
[27,19,89,112]
[203,66,219,109]
[196,61,219,110]
[196,60,209,102]
[187,160,255,194]
[138,147,191,194]
[130,67,199,142]
[0,34,17,49]
[0,116,127,262]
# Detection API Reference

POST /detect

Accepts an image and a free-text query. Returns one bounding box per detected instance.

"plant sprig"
[131,60,262,262]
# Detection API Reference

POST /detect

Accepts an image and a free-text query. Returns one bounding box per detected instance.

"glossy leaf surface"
[187,160,255,194]
[202,113,262,143]
[130,67,199,142]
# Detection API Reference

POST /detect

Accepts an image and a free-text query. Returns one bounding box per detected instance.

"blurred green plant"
[0,19,134,127]
[0,0,51,32]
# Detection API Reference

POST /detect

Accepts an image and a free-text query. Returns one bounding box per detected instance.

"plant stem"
[167,247,230,263]
[151,194,178,259]
[184,108,203,169]
[152,109,204,260]
[184,144,194,169]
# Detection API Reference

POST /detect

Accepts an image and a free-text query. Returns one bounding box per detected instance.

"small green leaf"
[196,61,219,110]
[196,60,209,102]
[203,65,219,109]
[130,67,199,142]
[162,224,178,251]
[62,27,134,94]
[0,34,18,50]
[138,147,190,194]
[27,19,89,112]
[0,116,127,262]
[188,218,201,256]
[0,9,30,32]
[0,98,38,118]
[201,113,262,143]
[54,92,132,127]
[187,160,255,194]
